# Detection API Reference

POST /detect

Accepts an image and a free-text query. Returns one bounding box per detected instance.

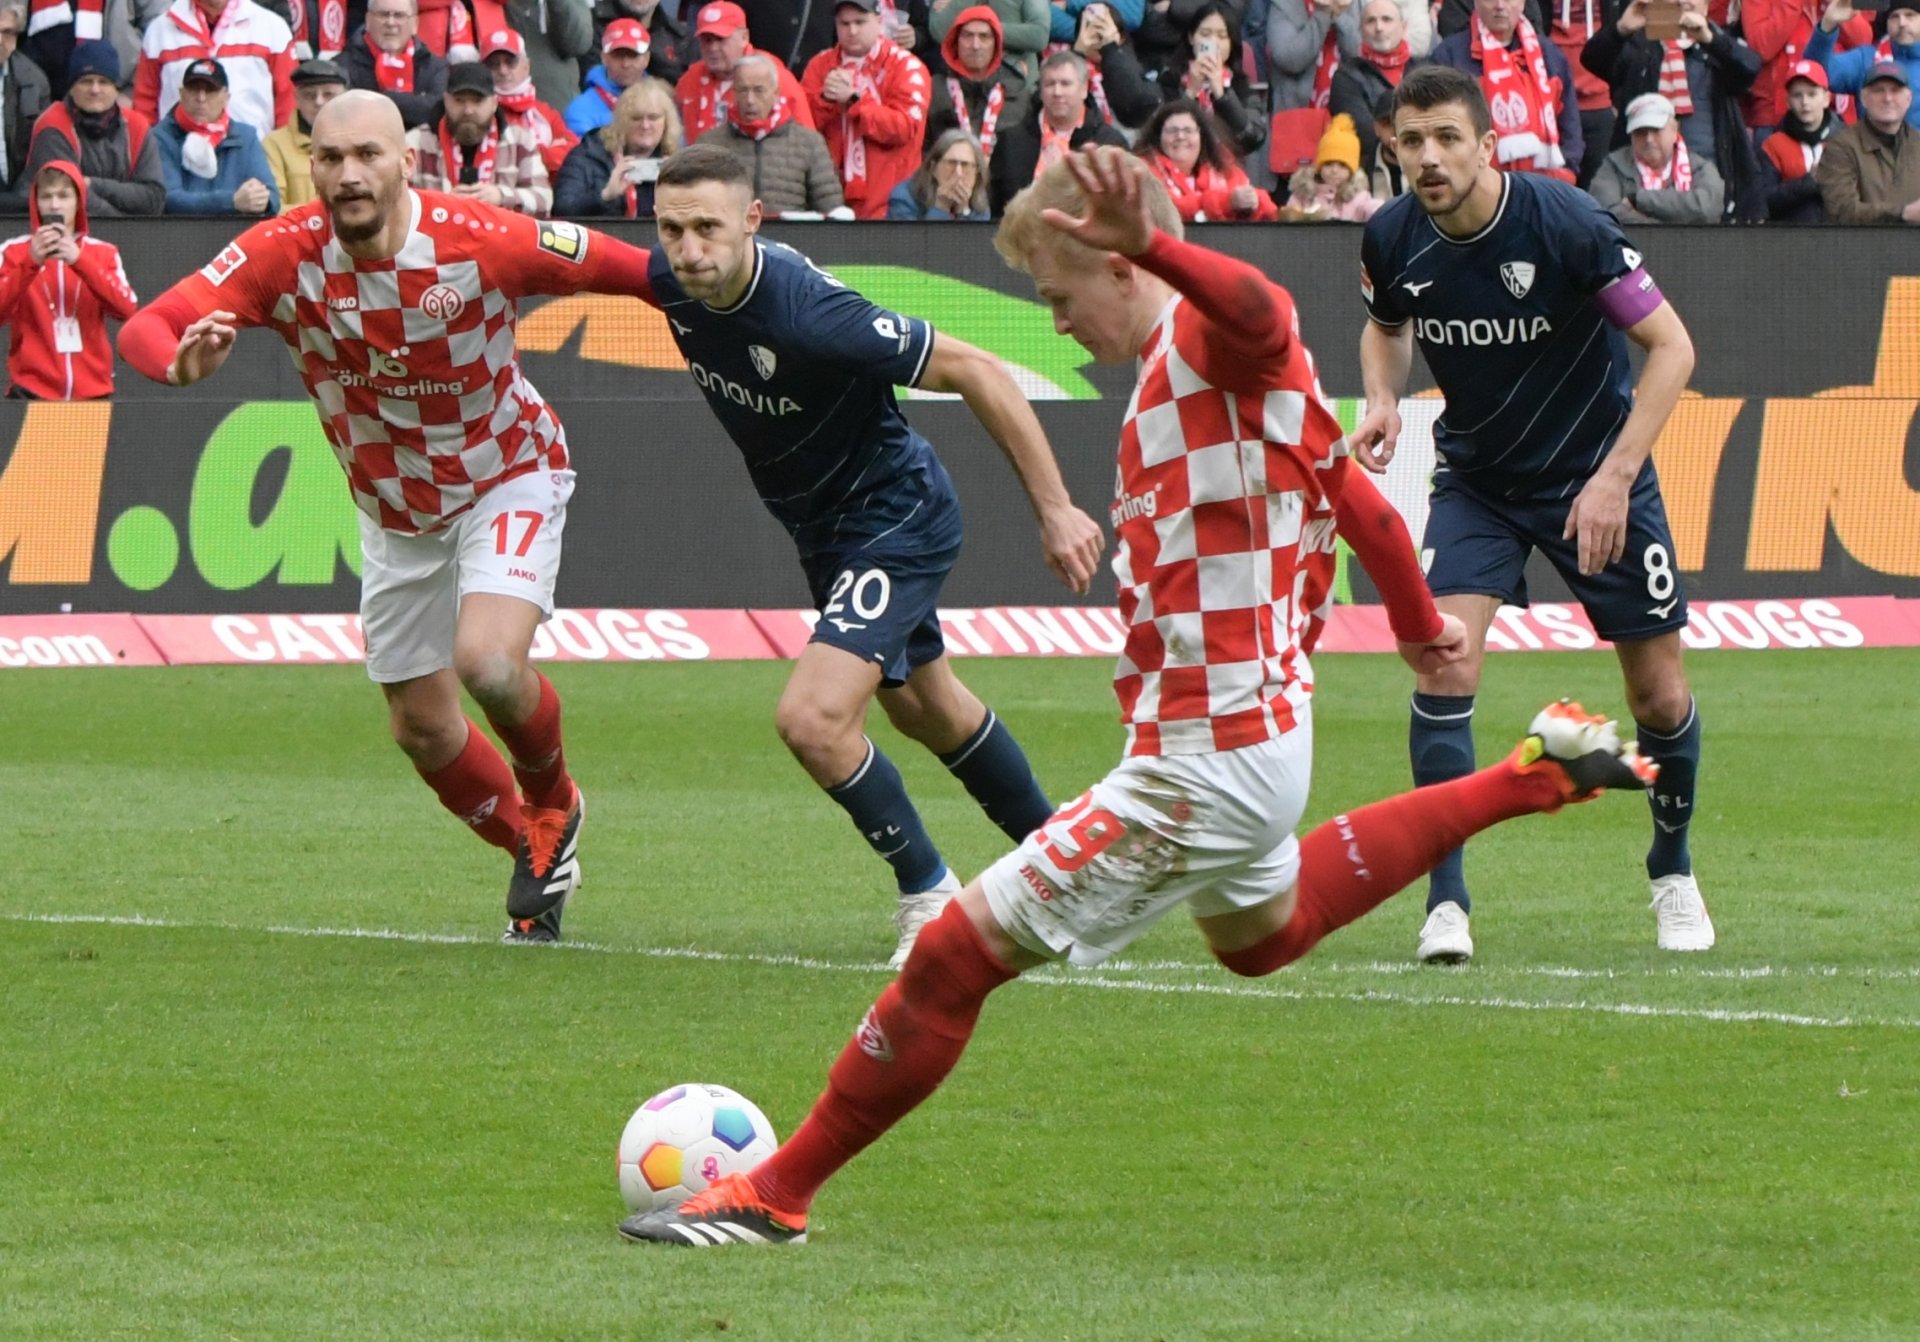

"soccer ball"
[617,1083,780,1213]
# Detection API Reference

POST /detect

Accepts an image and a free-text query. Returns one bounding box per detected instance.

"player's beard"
[330,183,397,244]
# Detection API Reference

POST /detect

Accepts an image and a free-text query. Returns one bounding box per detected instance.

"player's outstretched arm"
[1044,147,1293,375]
[119,288,238,387]
[1562,300,1695,576]
[918,332,1105,595]
[1353,319,1412,474]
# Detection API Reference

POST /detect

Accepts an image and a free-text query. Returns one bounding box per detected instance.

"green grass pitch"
[3,651,1918,1340]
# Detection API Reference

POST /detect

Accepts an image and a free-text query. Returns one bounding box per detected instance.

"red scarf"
[687,48,770,141]
[368,30,414,91]
[1035,105,1083,178]
[1311,24,1340,109]
[416,0,481,57]
[1360,39,1411,87]
[1473,14,1567,175]
[496,77,537,114]
[1657,41,1694,117]
[728,95,790,141]
[26,0,104,40]
[1179,66,1217,111]
[439,118,498,183]
[289,0,345,55]
[1088,68,1112,123]
[1636,137,1692,191]
[1146,149,1208,207]
[947,75,1004,155]
[172,100,231,177]
[837,38,911,191]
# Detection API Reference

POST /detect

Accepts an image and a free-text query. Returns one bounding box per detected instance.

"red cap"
[481,27,525,58]
[696,1,747,38]
[1785,59,1830,91]
[602,16,650,53]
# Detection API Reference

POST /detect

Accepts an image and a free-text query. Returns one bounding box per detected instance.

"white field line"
[8,911,1918,1032]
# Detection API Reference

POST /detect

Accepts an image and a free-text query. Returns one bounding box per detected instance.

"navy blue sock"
[938,708,1054,843]
[1637,698,1700,880]
[1410,692,1477,914]
[827,740,947,894]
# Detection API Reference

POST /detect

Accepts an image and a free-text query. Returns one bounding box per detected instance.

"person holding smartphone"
[553,75,684,215]
[0,161,139,400]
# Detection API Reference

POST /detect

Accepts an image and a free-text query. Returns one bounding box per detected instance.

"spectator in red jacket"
[801,0,931,217]
[1137,96,1279,219]
[0,159,137,399]
[1739,0,1872,133]
[483,25,575,172]
[676,1,814,143]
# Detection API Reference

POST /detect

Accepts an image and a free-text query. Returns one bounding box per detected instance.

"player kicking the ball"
[1356,66,1711,964]
[617,148,1658,1248]
[119,91,662,943]
[647,144,1105,970]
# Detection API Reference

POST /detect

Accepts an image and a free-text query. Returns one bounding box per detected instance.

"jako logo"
[1334,813,1371,881]
[687,360,801,416]
[1111,485,1159,526]
[327,295,359,311]
[855,1006,894,1062]
[1416,316,1553,346]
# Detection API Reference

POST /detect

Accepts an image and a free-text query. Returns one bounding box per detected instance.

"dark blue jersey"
[650,239,960,553]
[1361,172,1656,501]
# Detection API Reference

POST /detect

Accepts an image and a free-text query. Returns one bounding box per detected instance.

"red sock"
[749,903,1017,1217]
[1216,759,1563,976]
[417,719,526,853]
[485,672,574,812]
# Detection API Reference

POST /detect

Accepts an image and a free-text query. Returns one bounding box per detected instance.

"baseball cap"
[835,0,881,11]
[1784,59,1830,91]
[481,27,525,58]
[292,56,346,86]
[1624,91,1676,133]
[1864,59,1910,89]
[444,60,495,96]
[602,16,650,53]
[695,1,747,38]
[181,57,228,89]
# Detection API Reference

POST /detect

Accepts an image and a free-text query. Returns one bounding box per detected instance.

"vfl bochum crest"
[749,345,777,380]
[1501,261,1536,299]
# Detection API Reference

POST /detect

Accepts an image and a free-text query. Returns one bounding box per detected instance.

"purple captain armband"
[1593,267,1665,330]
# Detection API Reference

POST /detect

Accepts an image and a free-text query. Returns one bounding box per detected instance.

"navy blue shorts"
[1421,465,1688,643]
[800,535,959,686]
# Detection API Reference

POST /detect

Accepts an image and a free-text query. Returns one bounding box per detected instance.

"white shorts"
[980,717,1314,967]
[358,468,576,684]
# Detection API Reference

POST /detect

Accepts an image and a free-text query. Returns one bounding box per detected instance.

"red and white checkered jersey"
[1111,293,1348,757]
[162,191,653,534]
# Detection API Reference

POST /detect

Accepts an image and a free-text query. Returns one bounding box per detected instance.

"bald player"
[120,92,663,944]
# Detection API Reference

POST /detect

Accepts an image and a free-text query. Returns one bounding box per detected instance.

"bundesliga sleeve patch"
[1360,262,1374,305]
[537,220,589,264]
[199,241,248,286]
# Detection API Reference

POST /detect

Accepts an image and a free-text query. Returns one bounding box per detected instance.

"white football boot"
[1650,872,1714,951]
[890,868,963,970]
[1417,901,1475,965]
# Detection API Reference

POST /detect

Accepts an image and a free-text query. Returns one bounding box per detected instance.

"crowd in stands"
[3,0,1916,398]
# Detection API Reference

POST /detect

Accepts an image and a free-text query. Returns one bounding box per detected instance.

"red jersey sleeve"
[1326,457,1444,645]
[1132,230,1292,393]
[117,217,301,382]
[466,204,658,307]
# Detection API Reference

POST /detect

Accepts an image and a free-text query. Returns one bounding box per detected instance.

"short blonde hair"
[601,77,682,158]
[994,156,1183,275]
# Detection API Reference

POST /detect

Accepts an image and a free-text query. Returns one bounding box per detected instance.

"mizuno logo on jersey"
[1415,316,1553,346]
[1403,280,1434,296]
[687,359,802,416]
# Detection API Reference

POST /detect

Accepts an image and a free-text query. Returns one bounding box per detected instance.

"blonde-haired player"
[619,147,1661,1247]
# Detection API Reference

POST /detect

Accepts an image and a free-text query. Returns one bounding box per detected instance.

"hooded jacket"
[927,6,1031,153]
[0,160,139,399]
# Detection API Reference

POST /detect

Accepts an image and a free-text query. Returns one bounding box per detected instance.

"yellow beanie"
[1315,113,1362,174]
